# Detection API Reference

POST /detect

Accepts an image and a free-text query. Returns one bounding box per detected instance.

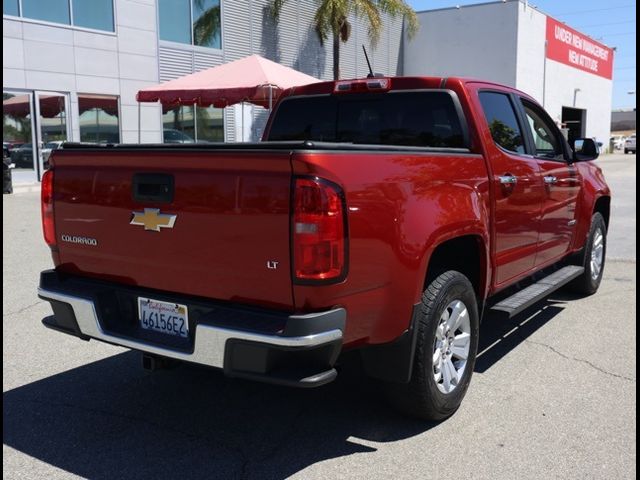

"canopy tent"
[136,54,319,110]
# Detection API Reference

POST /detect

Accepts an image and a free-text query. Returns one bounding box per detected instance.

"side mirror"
[571,138,599,162]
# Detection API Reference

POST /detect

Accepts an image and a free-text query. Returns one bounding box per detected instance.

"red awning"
[3,94,65,118]
[77,94,119,116]
[136,54,320,108]
[3,94,118,117]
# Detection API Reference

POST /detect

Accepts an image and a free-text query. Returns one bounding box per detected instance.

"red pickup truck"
[38,77,610,420]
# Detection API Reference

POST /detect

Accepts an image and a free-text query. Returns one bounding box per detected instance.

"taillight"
[41,169,56,247]
[293,177,347,282]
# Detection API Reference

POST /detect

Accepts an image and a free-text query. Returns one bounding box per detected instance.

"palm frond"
[314,0,340,45]
[193,5,221,47]
[352,0,382,46]
[375,0,419,38]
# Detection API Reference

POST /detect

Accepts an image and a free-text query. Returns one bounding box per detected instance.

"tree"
[270,0,418,80]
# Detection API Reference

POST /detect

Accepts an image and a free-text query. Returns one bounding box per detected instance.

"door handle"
[543,175,557,185]
[498,174,518,185]
[557,177,581,185]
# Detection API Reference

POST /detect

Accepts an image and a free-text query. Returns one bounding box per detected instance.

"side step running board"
[490,265,584,318]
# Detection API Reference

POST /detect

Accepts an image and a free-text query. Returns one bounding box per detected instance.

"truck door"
[517,97,581,267]
[475,89,545,287]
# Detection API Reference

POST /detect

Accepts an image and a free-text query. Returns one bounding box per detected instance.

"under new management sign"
[546,17,614,80]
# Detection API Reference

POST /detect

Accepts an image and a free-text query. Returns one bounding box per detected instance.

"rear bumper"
[38,270,345,387]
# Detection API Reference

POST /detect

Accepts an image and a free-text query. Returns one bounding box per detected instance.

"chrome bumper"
[37,287,344,371]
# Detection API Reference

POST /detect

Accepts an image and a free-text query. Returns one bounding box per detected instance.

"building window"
[78,94,120,143]
[6,0,115,32]
[3,0,19,16]
[192,0,221,48]
[162,105,223,143]
[159,0,221,49]
[159,0,191,44]
[22,0,70,25]
[73,0,114,32]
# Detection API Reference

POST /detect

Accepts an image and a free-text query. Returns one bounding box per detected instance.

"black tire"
[624,149,628,154]
[568,212,607,295]
[386,271,479,420]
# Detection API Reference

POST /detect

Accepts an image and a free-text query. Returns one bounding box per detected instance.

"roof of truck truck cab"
[281,76,533,101]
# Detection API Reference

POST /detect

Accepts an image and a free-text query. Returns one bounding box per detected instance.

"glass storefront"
[163,106,195,143]
[37,93,68,172]
[3,91,36,179]
[3,90,70,182]
[196,106,224,142]
[78,94,120,143]
[162,105,223,143]
[38,93,68,144]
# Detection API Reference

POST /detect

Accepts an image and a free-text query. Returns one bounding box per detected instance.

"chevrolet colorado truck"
[38,77,610,420]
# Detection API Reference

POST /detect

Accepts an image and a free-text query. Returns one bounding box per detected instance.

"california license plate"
[138,297,189,338]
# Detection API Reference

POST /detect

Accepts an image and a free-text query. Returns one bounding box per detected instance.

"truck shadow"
[475,291,581,373]
[3,351,433,480]
[4,292,582,478]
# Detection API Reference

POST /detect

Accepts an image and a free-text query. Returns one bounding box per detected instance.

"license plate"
[138,297,188,338]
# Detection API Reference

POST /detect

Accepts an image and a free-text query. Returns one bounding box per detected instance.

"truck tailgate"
[51,149,294,309]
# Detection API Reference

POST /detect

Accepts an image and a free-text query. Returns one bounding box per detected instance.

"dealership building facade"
[3,0,613,182]
[404,1,615,150]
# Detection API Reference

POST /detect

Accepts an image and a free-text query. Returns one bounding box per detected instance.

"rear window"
[267,91,467,148]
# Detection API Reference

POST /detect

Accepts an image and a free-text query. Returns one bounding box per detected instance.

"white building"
[3,0,615,183]
[2,0,402,181]
[404,0,615,150]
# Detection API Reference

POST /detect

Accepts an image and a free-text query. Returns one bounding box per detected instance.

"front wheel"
[386,271,479,420]
[568,212,607,295]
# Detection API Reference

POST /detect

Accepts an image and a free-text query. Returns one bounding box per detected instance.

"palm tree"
[270,0,418,80]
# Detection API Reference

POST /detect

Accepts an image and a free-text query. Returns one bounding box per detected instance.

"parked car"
[163,129,195,144]
[4,140,24,150]
[624,134,636,154]
[610,135,626,150]
[42,141,65,168]
[3,142,14,194]
[38,76,609,421]
[3,158,15,194]
[9,142,39,168]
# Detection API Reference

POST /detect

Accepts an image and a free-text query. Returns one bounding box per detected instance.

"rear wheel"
[568,212,607,295]
[386,271,479,420]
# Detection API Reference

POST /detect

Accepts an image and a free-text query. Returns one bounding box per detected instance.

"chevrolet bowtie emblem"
[130,208,177,232]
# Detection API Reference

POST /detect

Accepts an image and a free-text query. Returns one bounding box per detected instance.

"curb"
[10,184,41,194]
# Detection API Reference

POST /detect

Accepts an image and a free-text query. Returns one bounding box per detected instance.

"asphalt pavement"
[3,153,636,479]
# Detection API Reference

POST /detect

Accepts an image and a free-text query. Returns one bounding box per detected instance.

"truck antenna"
[362,45,374,78]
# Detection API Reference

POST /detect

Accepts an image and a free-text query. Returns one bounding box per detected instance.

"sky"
[406,0,637,109]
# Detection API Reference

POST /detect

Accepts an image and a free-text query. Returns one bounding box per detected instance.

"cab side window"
[521,101,564,161]
[478,91,525,154]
